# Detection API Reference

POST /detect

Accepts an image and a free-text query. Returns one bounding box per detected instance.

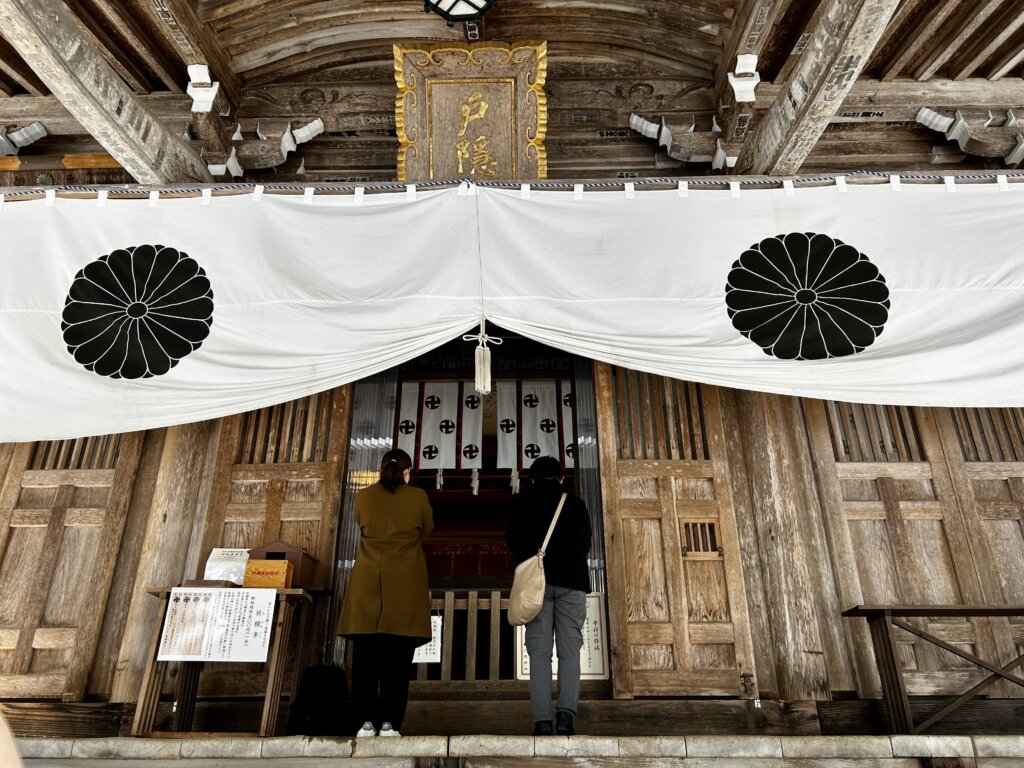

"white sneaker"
[378,722,401,737]
[356,721,377,737]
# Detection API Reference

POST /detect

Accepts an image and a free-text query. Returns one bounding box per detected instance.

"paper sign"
[158,587,276,662]
[203,547,249,584]
[412,615,443,664]
[515,593,609,680]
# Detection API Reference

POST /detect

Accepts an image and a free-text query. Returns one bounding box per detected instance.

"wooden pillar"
[109,420,219,703]
[728,389,857,699]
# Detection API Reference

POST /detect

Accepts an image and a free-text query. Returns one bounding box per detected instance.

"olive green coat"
[337,482,434,644]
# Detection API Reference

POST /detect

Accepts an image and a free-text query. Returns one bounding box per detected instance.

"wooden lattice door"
[804,400,1004,697]
[0,433,142,699]
[595,363,755,698]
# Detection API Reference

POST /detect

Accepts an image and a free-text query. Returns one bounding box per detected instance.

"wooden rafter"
[879,0,961,81]
[737,0,902,175]
[0,36,47,95]
[911,0,1006,81]
[0,0,211,183]
[90,0,184,93]
[62,0,154,94]
[952,6,1024,80]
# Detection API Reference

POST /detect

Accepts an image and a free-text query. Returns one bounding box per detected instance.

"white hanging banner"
[559,379,575,469]
[459,382,483,469]
[520,380,560,467]
[1,181,1024,441]
[396,382,420,460]
[496,380,519,469]
[416,382,459,470]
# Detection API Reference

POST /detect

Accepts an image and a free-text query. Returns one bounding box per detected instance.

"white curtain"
[1,181,1023,441]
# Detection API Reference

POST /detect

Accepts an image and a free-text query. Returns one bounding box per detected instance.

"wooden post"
[110,421,218,703]
[867,610,913,733]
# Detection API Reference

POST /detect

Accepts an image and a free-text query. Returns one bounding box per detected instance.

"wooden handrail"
[843,604,1024,734]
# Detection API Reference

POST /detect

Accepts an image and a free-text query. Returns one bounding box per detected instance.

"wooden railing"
[413,590,518,694]
[843,605,1024,734]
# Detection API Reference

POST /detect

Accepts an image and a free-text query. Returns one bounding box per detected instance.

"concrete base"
[16,735,1024,767]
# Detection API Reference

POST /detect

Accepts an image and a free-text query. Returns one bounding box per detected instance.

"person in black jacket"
[507,455,592,736]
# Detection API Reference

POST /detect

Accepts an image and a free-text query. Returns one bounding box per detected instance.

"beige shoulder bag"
[507,493,567,626]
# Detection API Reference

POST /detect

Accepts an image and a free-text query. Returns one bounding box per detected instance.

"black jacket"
[506,479,592,593]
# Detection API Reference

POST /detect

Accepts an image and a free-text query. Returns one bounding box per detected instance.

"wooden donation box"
[394,41,548,182]
[245,540,317,588]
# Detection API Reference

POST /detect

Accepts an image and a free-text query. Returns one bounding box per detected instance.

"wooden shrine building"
[0,0,1024,753]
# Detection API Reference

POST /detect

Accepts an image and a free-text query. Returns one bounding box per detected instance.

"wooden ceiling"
[0,0,1021,186]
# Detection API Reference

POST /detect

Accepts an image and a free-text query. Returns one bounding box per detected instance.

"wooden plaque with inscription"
[394,41,547,182]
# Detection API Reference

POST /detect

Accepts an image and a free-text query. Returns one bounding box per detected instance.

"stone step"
[15,734,1024,767]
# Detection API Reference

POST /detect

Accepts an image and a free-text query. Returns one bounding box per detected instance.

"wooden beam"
[144,0,241,108]
[0,152,120,170]
[90,0,184,93]
[879,0,961,81]
[0,36,46,95]
[737,0,908,174]
[62,0,153,94]
[0,0,211,183]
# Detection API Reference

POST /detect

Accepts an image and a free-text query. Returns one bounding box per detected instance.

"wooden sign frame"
[394,41,547,182]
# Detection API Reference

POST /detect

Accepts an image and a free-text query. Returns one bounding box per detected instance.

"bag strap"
[538,493,568,558]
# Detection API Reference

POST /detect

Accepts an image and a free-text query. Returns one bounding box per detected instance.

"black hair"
[380,448,413,492]
[528,455,563,483]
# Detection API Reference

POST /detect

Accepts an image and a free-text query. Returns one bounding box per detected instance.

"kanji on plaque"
[157,588,277,663]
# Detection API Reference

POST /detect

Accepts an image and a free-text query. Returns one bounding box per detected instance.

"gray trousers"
[525,584,587,722]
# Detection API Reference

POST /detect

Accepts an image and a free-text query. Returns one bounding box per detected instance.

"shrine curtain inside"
[1,181,1023,441]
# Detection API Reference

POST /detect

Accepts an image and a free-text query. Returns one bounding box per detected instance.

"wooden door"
[0,432,142,700]
[805,400,1003,697]
[933,406,1024,695]
[595,363,755,698]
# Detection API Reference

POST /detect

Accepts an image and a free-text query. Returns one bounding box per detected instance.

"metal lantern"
[424,0,496,24]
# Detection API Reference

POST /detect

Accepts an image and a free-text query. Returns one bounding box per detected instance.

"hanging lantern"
[424,0,497,25]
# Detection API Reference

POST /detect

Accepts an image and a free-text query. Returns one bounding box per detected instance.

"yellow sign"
[394,42,547,182]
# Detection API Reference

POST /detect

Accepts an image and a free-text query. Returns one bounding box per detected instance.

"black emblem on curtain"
[725,232,890,360]
[61,244,214,378]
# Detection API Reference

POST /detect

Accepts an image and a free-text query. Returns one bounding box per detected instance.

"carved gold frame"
[394,41,548,182]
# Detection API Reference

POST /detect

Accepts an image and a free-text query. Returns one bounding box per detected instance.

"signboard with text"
[157,587,276,663]
[394,41,547,182]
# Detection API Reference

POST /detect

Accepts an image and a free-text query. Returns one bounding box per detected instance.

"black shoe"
[556,710,575,736]
[533,720,553,736]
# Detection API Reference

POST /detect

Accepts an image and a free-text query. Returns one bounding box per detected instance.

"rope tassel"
[463,317,502,395]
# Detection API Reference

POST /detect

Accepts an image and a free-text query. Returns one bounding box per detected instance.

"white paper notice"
[515,593,609,680]
[157,587,276,662]
[412,615,443,664]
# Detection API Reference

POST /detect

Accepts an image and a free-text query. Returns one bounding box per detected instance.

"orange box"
[243,559,293,589]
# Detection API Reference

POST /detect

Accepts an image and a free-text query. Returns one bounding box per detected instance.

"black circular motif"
[424,395,441,409]
[500,419,517,433]
[725,232,890,360]
[61,244,213,379]
[566,444,576,459]
[422,445,439,460]
[439,419,456,434]
[399,420,416,434]
[523,394,539,408]
[524,443,541,459]
[463,444,479,459]
[464,394,480,409]
[540,418,557,433]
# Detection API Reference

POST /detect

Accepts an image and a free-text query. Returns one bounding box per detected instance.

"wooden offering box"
[244,559,293,588]
[247,540,317,588]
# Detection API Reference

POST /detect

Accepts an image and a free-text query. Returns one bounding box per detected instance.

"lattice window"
[951,407,1024,462]
[235,391,335,464]
[30,433,122,470]
[610,368,709,460]
[681,520,721,558]
[824,401,923,462]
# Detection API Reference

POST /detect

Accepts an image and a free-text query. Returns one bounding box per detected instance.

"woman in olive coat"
[337,448,433,737]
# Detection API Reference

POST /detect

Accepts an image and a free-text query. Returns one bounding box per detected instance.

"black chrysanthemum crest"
[725,233,890,360]
[61,244,214,379]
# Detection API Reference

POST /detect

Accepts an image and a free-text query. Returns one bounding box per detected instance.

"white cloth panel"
[560,379,575,469]
[459,382,483,469]
[496,381,519,469]
[3,182,1024,440]
[520,381,560,468]
[396,382,420,460]
[416,382,459,470]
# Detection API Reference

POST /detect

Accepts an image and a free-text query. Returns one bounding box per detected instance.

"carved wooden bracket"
[917,107,1024,167]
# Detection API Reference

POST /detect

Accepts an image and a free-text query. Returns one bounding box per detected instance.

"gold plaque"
[394,41,547,182]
